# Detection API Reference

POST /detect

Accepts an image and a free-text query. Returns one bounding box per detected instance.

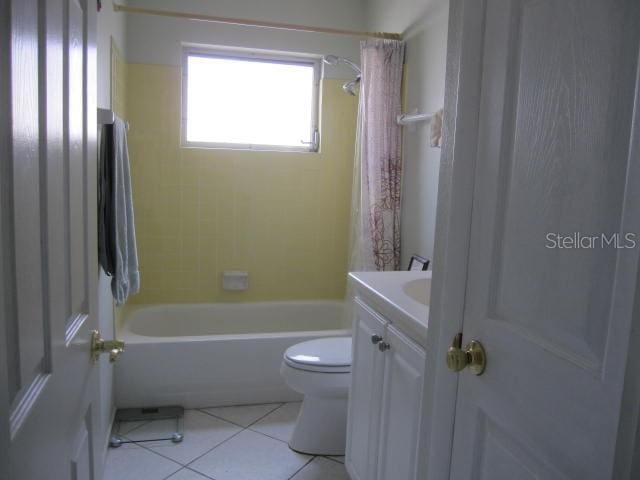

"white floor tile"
[290,457,350,480]
[327,455,345,464]
[103,443,181,480]
[189,429,311,480]
[166,468,212,480]
[201,403,283,427]
[249,402,301,443]
[124,410,241,465]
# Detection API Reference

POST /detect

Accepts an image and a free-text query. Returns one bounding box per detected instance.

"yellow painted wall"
[110,39,127,118]
[125,63,357,304]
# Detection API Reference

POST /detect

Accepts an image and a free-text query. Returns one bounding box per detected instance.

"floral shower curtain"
[349,39,405,271]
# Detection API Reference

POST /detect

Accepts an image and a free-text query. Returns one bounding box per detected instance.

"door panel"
[71,409,95,480]
[9,0,48,412]
[67,0,89,324]
[1,0,101,478]
[472,412,540,480]
[446,0,640,479]
[345,299,387,480]
[469,410,566,480]
[490,0,630,370]
[376,325,425,480]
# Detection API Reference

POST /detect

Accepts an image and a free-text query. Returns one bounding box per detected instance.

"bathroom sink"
[403,278,431,306]
[349,271,431,342]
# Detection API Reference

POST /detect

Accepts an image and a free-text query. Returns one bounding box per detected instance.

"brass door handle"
[91,330,125,364]
[446,333,486,375]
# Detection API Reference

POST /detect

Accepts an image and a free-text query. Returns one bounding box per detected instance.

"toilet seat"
[284,337,351,373]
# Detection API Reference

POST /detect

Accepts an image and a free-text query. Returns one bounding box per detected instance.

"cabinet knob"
[371,334,384,345]
[378,341,391,352]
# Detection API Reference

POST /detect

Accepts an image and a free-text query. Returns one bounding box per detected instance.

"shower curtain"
[349,39,405,271]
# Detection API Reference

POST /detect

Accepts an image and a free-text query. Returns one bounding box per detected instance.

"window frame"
[181,46,321,153]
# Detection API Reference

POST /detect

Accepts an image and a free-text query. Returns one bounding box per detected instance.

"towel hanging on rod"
[97,111,139,304]
[98,107,129,130]
[396,110,434,126]
[396,108,444,148]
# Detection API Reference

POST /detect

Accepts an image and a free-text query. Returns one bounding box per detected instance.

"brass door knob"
[91,330,125,364]
[446,333,486,375]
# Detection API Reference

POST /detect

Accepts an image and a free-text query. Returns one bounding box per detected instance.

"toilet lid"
[284,337,352,373]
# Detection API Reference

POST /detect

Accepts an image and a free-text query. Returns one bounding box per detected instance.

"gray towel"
[98,124,115,276]
[111,117,140,304]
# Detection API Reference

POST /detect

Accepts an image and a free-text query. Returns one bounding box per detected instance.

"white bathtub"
[115,301,350,408]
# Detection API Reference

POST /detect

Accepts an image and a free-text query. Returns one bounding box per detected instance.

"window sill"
[180,142,320,154]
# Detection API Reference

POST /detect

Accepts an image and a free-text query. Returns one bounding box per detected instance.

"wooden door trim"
[419,0,487,478]
[421,1,640,479]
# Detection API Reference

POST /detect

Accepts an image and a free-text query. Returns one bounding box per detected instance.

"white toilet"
[279,336,352,455]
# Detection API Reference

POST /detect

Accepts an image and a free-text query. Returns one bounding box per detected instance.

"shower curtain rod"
[112,3,402,40]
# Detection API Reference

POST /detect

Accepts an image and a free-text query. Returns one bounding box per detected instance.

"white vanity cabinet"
[376,323,426,480]
[346,299,388,480]
[346,296,426,480]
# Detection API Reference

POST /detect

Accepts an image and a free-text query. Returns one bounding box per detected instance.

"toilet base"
[289,394,348,456]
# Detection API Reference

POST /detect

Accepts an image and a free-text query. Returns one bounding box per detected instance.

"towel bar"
[98,107,130,130]
[396,111,434,126]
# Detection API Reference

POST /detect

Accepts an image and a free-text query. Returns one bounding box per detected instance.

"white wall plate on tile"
[223,271,249,290]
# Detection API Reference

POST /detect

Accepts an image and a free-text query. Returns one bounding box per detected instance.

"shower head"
[322,54,361,74]
[323,54,340,66]
[324,54,362,96]
[342,75,361,96]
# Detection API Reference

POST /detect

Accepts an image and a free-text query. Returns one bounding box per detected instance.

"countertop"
[348,270,430,347]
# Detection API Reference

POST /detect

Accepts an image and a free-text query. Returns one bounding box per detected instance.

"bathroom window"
[182,47,321,152]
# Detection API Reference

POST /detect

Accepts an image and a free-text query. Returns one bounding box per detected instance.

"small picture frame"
[408,254,430,271]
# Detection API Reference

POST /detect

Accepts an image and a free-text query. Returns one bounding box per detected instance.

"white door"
[376,325,425,480]
[0,0,102,479]
[345,299,387,480]
[425,0,640,479]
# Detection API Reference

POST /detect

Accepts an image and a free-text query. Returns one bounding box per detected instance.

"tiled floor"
[103,402,349,480]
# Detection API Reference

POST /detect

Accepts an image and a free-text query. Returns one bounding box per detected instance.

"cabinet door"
[345,298,388,480]
[376,324,426,480]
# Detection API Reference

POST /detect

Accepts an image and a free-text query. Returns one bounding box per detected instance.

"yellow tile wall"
[110,39,127,118]
[124,63,357,304]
